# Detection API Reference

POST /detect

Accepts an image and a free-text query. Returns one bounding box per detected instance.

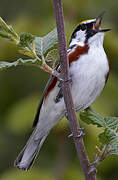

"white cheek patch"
[76,30,86,43]
[70,30,86,47]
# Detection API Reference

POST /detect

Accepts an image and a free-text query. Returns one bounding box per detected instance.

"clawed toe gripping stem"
[68,128,85,139]
[58,77,72,87]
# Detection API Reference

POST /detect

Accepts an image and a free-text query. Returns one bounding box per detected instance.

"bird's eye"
[80,24,86,31]
[87,23,93,30]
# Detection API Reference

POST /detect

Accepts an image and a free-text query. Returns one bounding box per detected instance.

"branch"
[53,0,96,179]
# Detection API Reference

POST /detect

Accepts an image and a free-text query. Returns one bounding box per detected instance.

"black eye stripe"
[85,29,97,41]
[80,22,94,31]
[80,24,86,31]
[87,23,93,29]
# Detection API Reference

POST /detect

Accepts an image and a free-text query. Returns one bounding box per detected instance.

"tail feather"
[14,129,47,171]
[14,110,65,171]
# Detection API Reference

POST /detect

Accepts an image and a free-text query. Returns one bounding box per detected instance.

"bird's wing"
[32,75,57,127]
[32,62,61,127]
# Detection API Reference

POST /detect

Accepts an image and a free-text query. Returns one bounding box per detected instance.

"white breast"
[70,42,109,111]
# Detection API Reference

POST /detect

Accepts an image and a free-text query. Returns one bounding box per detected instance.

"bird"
[14,12,111,170]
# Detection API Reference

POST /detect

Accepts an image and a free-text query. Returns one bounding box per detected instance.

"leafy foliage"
[0,17,19,43]
[79,107,105,127]
[19,32,35,47]
[0,58,39,70]
[45,49,59,68]
[80,107,118,159]
[0,17,58,72]
[34,28,58,56]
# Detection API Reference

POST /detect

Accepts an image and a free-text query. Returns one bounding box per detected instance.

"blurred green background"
[0,0,118,179]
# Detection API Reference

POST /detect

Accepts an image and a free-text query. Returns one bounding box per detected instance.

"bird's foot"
[58,77,72,87]
[68,128,85,139]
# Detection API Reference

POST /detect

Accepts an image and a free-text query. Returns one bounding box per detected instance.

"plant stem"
[53,0,96,179]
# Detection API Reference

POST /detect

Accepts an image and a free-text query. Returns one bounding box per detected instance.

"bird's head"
[69,12,111,47]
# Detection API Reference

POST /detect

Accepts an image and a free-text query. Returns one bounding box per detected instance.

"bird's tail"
[14,105,65,171]
[14,127,48,171]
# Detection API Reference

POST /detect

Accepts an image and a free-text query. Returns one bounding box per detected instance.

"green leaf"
[80,107,105,127]
[98,116,118,152]
[0,17,12,33]
[0,28,58,71]
[34,28,58,56]
[99,128,115,143]
[104,128,118,155]
[0,58,40,70]
[80,107,118,156]
[0,31,10,39]
[45,49,59,62]
[0,17,19,44]
[19,32,35,47]
[45,49,59,68]
[98,131,108,144]
[99,128,118,155]
[104,117,118,130]
[108,135,118,155]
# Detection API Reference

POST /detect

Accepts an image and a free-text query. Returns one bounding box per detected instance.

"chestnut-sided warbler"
[14,12,110,170]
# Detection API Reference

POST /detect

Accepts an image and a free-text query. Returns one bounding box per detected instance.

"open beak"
[93,12,111,32]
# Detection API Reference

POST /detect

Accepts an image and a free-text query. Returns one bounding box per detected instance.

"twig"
[53,0,97,179]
